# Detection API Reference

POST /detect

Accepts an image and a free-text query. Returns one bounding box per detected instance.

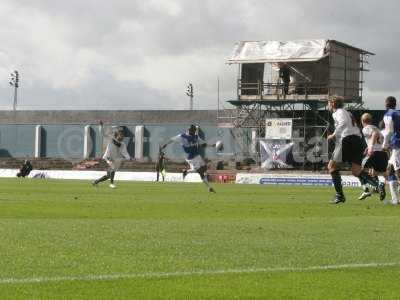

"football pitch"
[1,178,400,299]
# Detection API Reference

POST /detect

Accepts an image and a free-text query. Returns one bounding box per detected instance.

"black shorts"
[362,151,388,172]
[333,135,365,165]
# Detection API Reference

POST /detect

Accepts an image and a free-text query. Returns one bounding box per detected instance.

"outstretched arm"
[161,134,182,149]
[161,140,173,150]
[99,120,113,139]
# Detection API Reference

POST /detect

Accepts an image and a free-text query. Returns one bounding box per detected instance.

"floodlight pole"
[13,85,18,111]
[217,77,220,118]
[186,83,194,110]
[9,70,19,111]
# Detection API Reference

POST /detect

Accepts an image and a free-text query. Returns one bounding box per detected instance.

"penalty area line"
[1,262,399,285]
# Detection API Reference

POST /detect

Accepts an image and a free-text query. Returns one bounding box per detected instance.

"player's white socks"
[388,181,399,205]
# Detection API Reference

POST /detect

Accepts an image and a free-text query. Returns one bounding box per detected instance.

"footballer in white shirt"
[327,96,385,204]
[358,113,388,200]
[92,121,131,189]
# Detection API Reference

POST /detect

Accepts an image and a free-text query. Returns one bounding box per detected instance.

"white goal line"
[1,262,399,285]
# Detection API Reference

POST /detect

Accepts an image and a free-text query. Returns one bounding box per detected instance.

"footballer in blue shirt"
[162,125,216,193]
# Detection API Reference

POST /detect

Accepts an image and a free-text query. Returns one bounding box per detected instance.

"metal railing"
[237,80,335,99]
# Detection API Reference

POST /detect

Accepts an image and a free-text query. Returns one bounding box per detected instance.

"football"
[215,140,223,151]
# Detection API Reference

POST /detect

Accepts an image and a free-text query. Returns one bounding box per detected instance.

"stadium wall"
[0,110,242,162]
[0,110,385,162]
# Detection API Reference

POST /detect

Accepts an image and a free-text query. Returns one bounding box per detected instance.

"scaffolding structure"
[219,39,374,168]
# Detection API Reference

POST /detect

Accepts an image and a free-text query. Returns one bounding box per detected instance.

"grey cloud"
[0,70,177,110]
[0,0,399,109]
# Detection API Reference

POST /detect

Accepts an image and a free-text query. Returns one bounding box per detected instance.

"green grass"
[0,178,399,299]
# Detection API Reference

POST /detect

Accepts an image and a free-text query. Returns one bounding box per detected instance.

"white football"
[215,140,223,151]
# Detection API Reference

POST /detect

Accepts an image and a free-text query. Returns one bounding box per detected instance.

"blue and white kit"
[171,133,206,171]
[383,109,400,170]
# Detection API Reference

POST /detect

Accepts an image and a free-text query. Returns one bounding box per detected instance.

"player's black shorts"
[362,151,388,172]
[333,135,365,165]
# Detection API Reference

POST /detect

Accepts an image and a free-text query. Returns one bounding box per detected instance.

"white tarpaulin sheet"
[227,39,328,63]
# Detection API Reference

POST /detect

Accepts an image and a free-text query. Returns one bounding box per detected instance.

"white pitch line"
[1,262,399,285]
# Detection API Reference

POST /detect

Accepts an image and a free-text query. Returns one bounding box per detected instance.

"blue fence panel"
[42,125,84,159]
[0,123,240,162]
[0,125,35,157]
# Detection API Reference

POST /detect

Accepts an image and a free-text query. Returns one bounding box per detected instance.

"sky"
[0,0,398,110]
